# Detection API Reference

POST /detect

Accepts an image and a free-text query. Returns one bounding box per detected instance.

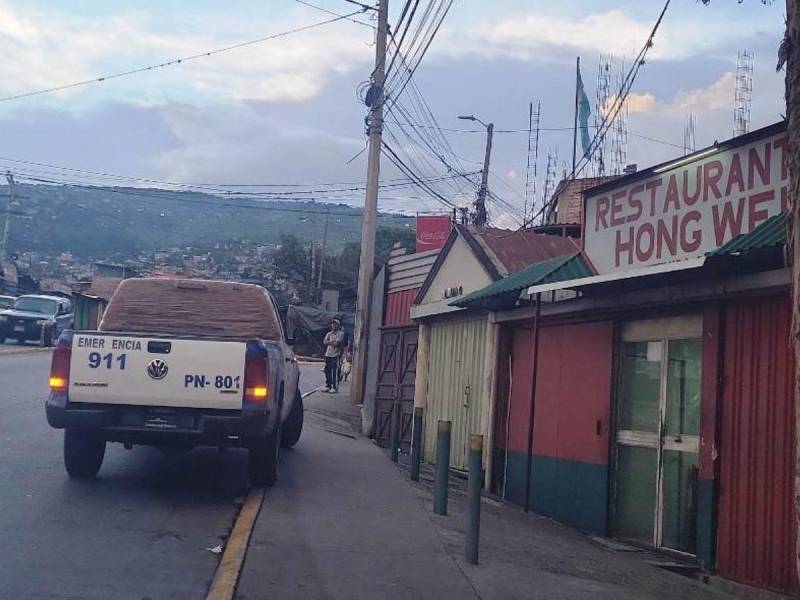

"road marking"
[301,385,326,399]
[206,489,265,600]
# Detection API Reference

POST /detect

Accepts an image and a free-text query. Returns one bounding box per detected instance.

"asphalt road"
[0,352,326,600]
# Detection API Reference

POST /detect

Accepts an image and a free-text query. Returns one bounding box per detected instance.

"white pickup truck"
[45,278,302,486]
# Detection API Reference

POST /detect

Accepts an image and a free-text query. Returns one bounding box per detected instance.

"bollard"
[410,407,423,481]
[434,420,451,515]
[390,401,401,463]
[466,434,483,564]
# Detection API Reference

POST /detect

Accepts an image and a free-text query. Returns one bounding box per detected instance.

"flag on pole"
[576,66,592,158]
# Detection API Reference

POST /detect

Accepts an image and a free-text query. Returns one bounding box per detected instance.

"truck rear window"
[99,278,282,341]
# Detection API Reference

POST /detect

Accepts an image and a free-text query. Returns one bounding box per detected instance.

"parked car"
[45,278,303,485]
[0,295,73,346]
[0,295,15,310]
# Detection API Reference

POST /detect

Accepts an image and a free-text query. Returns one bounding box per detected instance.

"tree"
[703,0,799,580]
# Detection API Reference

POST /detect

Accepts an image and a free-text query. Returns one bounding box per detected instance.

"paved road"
[0,353,325,600]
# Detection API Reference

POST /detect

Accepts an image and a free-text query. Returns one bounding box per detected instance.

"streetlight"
[458,114,493,226]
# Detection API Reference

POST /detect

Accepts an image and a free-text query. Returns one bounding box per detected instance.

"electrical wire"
[0,10,366,103]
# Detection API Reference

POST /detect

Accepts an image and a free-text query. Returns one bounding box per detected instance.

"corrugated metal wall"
[424,317,487,469]
[717,294,797,594]
[383,289,417,327]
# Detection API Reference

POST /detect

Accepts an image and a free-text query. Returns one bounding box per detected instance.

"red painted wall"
[383,288,417,327]
[716,293,797,594]
[506,321,614,464]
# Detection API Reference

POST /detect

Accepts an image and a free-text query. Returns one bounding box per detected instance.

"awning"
[709,212,787,256]
[524,257,707,296]
[450,252,593,310]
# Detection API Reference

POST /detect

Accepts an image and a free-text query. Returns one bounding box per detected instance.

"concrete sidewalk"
[235,383,477,599]
[237,385,742,600]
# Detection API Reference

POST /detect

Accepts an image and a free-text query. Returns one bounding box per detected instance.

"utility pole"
[351,0,389,406]
[316,205,329,297]
[1,172,15,262]
[475,122,493,226]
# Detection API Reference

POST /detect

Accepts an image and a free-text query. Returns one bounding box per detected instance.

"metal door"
[424,318,487,470]
[613,317,701,555]
[374,327,418,451]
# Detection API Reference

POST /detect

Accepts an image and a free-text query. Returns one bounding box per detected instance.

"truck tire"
[248,428,280,487]
[64,428,106,479]
[281,390,303,448]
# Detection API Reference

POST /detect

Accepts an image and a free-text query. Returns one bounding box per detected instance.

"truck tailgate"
[68,332,247,410]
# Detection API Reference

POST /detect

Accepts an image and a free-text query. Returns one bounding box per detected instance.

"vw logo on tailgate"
[147,359,169,380]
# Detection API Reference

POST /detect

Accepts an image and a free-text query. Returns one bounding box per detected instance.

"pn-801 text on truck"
[45,278,302,486]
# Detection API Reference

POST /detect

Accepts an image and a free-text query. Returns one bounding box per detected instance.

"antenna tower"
[524,100,541,225]
[594,54,612,177]
[542,149,558,224]
[733,50,754,137]
[683,113,696,156]
[610,59,629,175]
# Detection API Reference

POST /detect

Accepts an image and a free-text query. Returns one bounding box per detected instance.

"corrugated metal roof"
[710,212,787,256]
[451,252,593,309]
[466,226,580,276]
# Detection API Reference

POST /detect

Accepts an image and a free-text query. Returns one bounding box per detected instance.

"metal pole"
[434,420,451,515]
[474,123,493,226]
[523,293,542,512]
[572,56,580,174]
[1,172,14,262]
[466,434,483,564]
[316,204,329,296]
[351,0,389,406]
[410,406,423,481]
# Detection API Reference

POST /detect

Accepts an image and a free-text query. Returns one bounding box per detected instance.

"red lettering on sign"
[610,191,626,226]
[635,222,655,263]
[663,174,680,213]
[683,166,701,206]
[712,198,745,246]
[595,197,609,231]
[626,184,644,222]
[748,143,771,190]
[680,210,702,253]
[656,217,677,259]
[703,160,723,202]
[748,190,773,231]
[646,178,663,217]
[773,136,789,181]
[725,152,745,195]
[615,227,634,267]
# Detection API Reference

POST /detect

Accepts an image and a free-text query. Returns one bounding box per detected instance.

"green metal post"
[466,434,483,564]
[410,406,423,481]
[434,420,451,515]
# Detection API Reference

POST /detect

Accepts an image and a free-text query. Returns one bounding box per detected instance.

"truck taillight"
[49,335,72,392]
[243,352,269,403]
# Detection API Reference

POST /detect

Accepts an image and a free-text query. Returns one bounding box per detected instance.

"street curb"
[206,489,265,600]
[301,385,326,399]
[0,347,53,357]
[297,356,324,364]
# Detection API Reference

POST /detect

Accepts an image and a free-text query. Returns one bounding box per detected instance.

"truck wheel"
[64,428,106,479]
[248,428,280,487]
[281,390,303,448]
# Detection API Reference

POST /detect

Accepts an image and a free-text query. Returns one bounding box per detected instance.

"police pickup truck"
[45,278,302,486]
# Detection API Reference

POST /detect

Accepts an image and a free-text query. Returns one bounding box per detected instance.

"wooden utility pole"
[351,0,389,405]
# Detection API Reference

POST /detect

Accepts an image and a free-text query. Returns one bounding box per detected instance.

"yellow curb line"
[206,488,265,600]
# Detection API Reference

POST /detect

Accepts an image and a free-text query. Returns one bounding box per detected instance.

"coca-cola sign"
[416,215,452,252]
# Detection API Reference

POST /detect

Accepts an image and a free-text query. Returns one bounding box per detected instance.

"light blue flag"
[577,66,592,158]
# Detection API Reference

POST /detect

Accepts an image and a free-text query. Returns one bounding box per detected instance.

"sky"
[0,0,788,228]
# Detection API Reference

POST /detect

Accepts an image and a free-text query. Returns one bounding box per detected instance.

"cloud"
[0,3,372,105]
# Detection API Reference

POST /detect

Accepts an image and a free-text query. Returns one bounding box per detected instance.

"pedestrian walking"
[323,319,345,392]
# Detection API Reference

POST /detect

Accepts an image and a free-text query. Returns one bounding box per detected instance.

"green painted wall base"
[502,450,608,536]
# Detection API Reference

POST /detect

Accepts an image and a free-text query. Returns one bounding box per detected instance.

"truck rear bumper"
[46,395,271,447]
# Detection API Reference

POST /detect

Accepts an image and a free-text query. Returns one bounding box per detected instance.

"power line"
[0,10,365,103]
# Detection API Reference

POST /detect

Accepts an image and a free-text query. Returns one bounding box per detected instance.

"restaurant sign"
[583,125,788,274]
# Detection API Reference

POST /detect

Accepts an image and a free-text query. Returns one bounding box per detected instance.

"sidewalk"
[237,385,743,600]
